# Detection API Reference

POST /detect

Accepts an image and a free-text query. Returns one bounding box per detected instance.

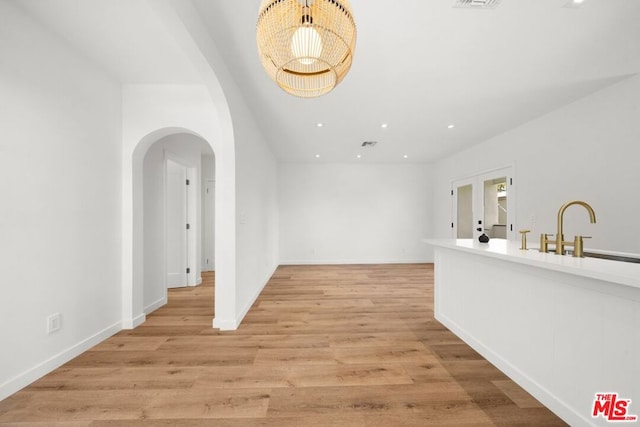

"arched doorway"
[138,132,215,314]
[123,122,235,330]
[121,85,237,331]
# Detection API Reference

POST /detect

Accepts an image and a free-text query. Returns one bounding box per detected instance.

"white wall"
[0,2,122,400]
[123,1,280,330]
[142,143,165,310]
[204,29,280,327]
[156,1,280,327]
[142,133,212,313]
[232,101,279,322]
[280,163,434,264]
[433,73,640,255]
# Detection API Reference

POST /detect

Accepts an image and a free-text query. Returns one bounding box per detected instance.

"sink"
[582,251,640,264]
[543,248,640,264]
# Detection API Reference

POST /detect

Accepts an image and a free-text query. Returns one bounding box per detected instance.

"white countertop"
[425,238,640,290]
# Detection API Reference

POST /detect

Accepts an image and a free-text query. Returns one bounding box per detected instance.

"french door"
[451,166,515,241]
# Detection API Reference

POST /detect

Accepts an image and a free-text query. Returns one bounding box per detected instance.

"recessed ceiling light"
[316,123,324,128]
[403,154,409,159]
[315,154,320,158]
[357,154,362,159]
[381,123,388,129]
[564,0,584,7]
[448,124,455,129]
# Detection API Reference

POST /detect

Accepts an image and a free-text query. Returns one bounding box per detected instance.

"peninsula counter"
[426,239,640,427]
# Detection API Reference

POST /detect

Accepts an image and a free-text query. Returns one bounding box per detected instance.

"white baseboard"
[184,277,202,288]
[236,263,278,326]
[144,296,167,315]
[212,317,237,331]
[280,258,433,265]
[0,321,121,402]
[122,313,145,330]
[435,312,585,427]
[213,263,278,331]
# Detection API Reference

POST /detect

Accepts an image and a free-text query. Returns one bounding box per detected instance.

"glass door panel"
[483,176,507,239]
[452,178,476,239]
[457,184,474,238]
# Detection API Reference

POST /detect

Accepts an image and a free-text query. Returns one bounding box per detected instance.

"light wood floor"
[0,264,566,426]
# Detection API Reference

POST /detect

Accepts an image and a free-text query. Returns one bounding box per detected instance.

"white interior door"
[166,159,188,288]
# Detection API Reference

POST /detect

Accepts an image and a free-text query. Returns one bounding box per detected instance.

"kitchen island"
[427,239,640,427]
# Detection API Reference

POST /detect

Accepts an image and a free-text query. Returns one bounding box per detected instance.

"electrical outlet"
[47,313,61,334]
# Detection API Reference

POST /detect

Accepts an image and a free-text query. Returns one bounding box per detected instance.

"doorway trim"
[203,178,216,272]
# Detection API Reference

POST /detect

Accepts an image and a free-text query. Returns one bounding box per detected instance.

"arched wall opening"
[138,132,215,314]
[121,84,237,331]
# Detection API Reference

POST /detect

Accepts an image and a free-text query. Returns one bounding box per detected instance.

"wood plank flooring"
[0,264,567,426]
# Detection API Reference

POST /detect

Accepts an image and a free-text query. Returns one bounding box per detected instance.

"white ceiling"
[16,0,202,84]
[16,0,640,163]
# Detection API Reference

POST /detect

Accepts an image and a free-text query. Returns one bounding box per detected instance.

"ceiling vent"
[454,0,501,9]
[361,141,378,148]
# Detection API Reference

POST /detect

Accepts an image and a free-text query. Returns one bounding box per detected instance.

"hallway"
[0,266,565,426]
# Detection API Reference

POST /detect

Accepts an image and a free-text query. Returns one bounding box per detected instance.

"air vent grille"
[361,141,378,148]
[454,0,501,9]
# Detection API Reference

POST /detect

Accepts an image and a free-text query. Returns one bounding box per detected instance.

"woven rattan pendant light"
[257,0,357,98]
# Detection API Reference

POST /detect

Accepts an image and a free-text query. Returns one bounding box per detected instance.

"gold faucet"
[556,200,596,256]
[540,200,596,257]
[540,233,554,253]
[519,229,530,250]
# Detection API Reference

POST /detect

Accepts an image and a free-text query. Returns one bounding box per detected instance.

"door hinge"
[186,179,190,186]
[510,224,513,231]
[451,189,454,196]
[510,178,513,185]
[186,223,190,230]
[186,267,190,274]
[451,222,454,228]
